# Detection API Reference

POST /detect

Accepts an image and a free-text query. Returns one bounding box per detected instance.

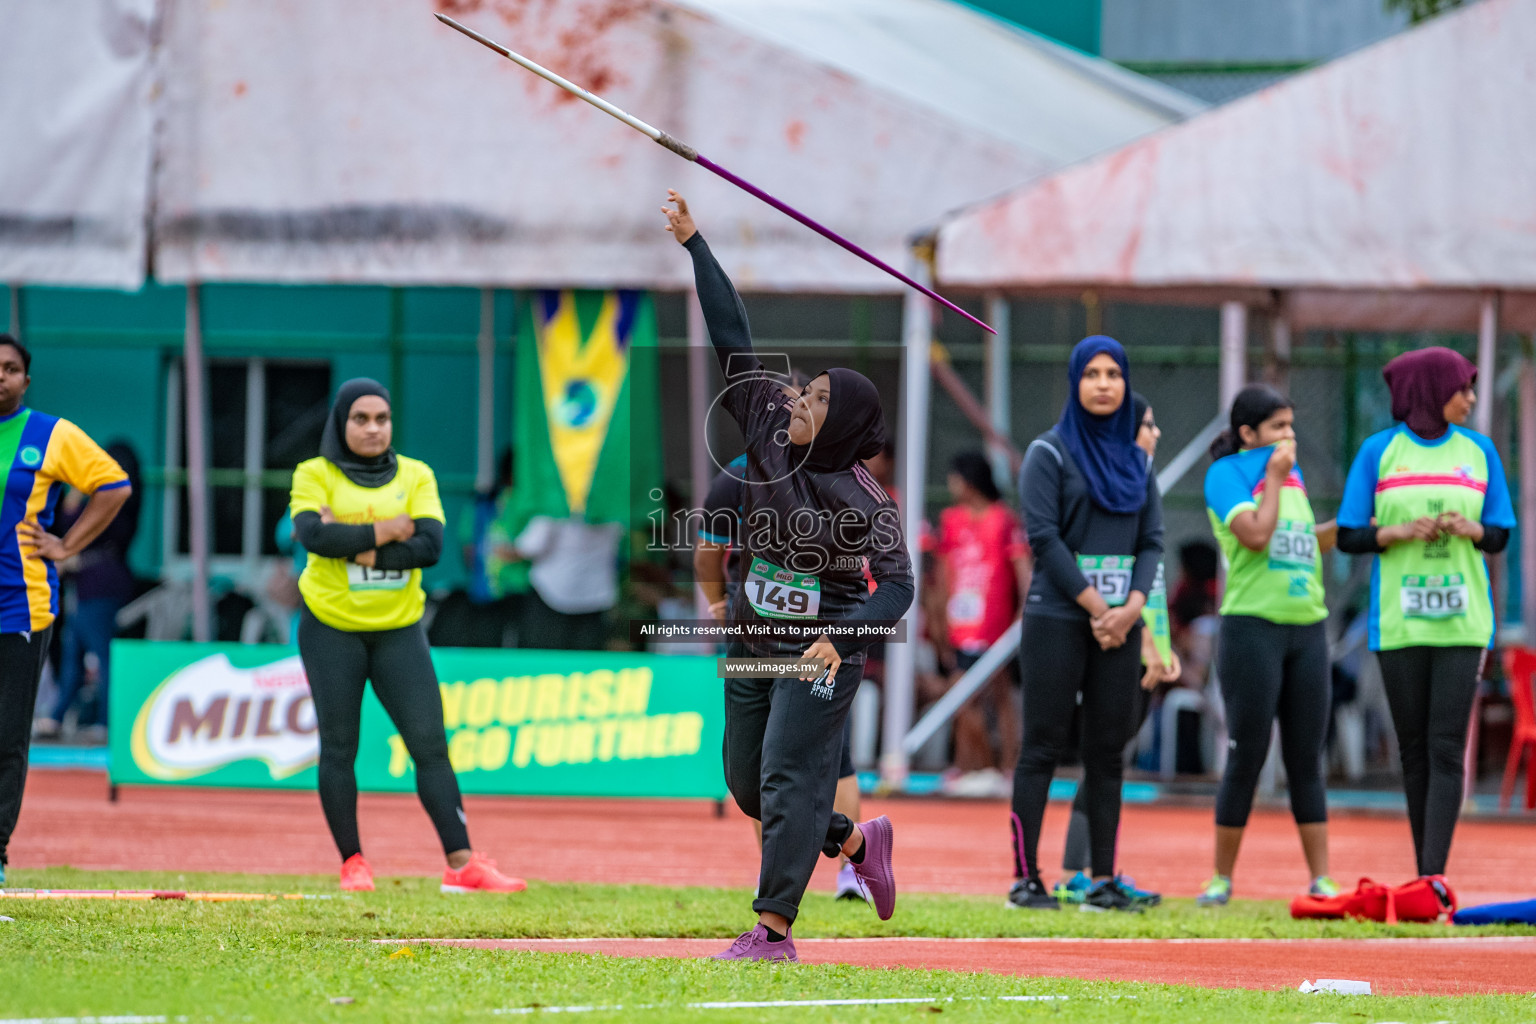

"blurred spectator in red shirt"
[931,451,1031,791]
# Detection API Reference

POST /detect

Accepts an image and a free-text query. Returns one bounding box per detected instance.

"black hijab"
[320,378,398,487]
[797,368,886,473]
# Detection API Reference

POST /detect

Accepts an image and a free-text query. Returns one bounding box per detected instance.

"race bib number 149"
[745,558,821,620]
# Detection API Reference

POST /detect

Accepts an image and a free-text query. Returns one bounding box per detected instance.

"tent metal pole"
[476,288,496,493]
[184,283,212,643]
[1219,301,1247,412]
[7,283,19,337]
[883,255,933,789]
[1476,292,1500,437]
[688,290,713,620]
[1266,295,1292,392]
[985,294,1013,489]
[1521,339,1536,643]
[241,358,266,567]
[162,361,182,575]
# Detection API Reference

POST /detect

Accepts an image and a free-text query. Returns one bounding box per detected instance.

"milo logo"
[130,654,318,781]
[774,570,795,583]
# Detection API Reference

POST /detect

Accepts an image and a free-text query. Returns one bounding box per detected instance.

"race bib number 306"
[745,558,821,619]
[347,562,409,591]
[1400,573,1469,619]
[1268,519,1317,571]
[1077,554,1134,608]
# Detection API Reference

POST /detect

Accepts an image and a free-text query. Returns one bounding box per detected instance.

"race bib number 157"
[1077,554,1134,608]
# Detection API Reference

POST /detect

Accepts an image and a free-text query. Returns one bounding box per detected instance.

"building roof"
[936,0,1536,328]
[1,0,1195,291]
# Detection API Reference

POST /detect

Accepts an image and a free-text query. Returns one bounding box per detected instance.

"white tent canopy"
[1,0,1196,292]
[935,0,1536,330]
[0,0,157,290]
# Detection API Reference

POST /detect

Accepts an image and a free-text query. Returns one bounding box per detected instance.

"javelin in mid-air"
[434,12,995,335]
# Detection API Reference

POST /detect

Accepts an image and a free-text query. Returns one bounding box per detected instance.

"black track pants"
[1062,687,1151,873]
[1215,616,1331,829]
[1376,645,1483,877]
[298,604,470,861]
[0,627,53,866]
[1011,614,1140,881]
[723,642,862,925]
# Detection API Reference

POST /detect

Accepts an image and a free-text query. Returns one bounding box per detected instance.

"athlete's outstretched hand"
[801,634,841,682]
[661,190,697,245]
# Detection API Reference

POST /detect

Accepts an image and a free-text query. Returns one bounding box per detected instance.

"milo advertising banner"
[109,641,726,800]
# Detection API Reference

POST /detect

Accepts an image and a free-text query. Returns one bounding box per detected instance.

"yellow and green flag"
[505,289,662,530]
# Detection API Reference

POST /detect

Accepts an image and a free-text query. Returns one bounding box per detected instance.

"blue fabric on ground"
[1452,897,1536,925]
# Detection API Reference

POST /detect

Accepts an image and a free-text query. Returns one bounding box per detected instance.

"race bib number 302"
[745,558,821,619]
[1077,554,1134,608]
[1400,573,1468,619]
[1267,519,1317,571]
[347,562,409,591]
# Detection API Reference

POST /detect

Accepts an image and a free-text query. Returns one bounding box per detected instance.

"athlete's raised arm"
[664,191,759,378]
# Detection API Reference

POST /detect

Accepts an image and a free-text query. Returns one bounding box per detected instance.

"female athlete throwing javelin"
[665,192,913,962]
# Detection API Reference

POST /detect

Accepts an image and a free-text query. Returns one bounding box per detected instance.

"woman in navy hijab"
[1007,336,1164,912]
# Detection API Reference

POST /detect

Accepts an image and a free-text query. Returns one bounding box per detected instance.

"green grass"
[3,868,1533,1023]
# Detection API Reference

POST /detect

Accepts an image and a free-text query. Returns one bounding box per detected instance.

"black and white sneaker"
[1006,877,1060,910]
[1081,876,1145,913]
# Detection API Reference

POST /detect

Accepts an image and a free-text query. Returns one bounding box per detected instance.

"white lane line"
[491,995,1072,1014]
[385,935,1536,947]
[0,1017,178,1024]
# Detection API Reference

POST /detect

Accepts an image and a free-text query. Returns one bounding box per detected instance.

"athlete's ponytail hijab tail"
[1209,384,1294,461]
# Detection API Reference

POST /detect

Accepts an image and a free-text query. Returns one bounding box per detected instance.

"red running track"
[14,771,1536,906]
[400,936,1536,996]
[15,771,1536,995]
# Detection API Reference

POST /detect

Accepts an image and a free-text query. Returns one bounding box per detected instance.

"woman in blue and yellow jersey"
[1337,348,1515,880]
[1197,385,1336,908]
[0,335,132,885]
[291,379,523,895]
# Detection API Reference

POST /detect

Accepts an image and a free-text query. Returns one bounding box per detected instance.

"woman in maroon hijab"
[1336,346,1516,881]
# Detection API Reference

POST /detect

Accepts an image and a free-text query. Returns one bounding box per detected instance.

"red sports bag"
[1289,876,1457,923]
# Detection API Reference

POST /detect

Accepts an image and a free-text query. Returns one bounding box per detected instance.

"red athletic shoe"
[441,853,527,894]
[340,854,374,892]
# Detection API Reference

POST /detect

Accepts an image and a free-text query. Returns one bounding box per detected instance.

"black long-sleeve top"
[292,511,444,570]
[686,232,914,657]
[1018,430,1164,621]
[1337,524,1509,555]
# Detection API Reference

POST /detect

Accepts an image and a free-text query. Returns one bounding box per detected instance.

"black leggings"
[0,627,53,866]
[1377,645,1483,877]
[1011,614,1141,881]
[723,642,862,925]
[1215,616,1330,829]
[298,604,469,861]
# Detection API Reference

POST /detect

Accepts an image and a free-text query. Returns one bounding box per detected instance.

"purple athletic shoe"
[709,923,798,962]
[851,815,896,920]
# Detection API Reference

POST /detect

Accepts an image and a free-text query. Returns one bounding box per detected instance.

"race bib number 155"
[347,562,408,591]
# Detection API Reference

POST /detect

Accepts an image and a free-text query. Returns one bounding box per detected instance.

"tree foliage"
[1384,0,1467,24]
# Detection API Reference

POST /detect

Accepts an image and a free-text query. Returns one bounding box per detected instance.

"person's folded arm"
[372,518,444,570]
[292,510,376,558]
